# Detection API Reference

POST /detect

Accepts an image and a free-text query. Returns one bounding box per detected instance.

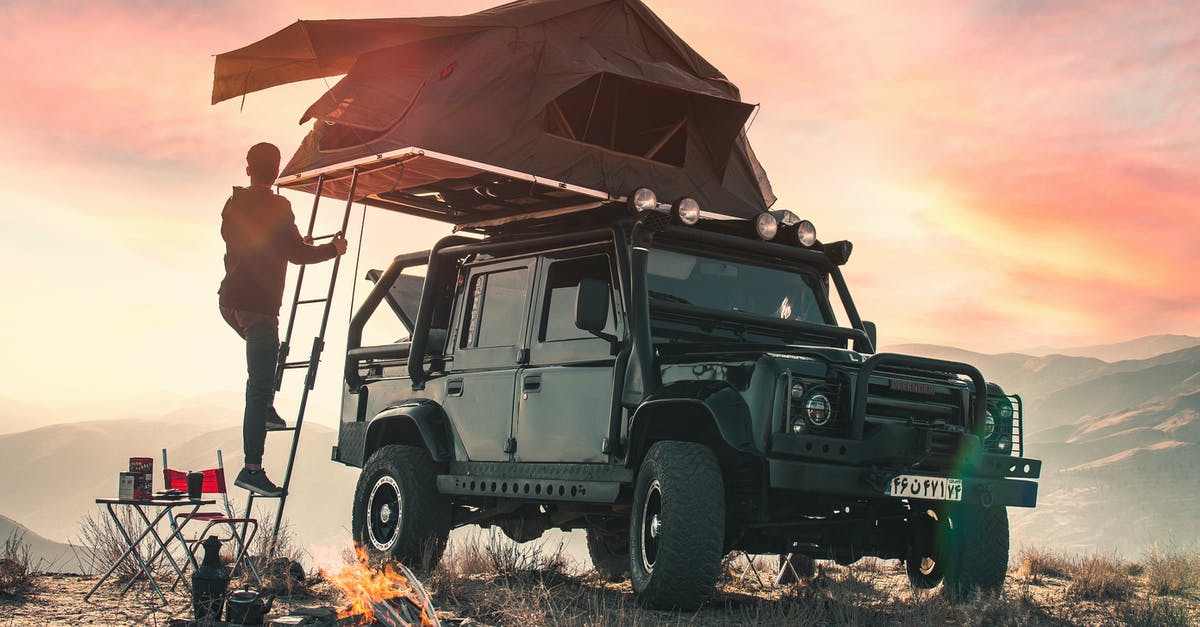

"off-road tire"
[629,441,725,610]
[352,445,450,570]
[942,504,1009,599]
[585,525,630,582]
[905,508,948,589]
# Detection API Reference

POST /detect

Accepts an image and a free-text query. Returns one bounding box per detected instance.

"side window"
[540,255,615,342]
[461,268,529,349]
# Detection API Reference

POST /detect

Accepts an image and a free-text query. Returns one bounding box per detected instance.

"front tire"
[905,508,948,589]
[629,441,725,610]
[942,504,1009,599]
[352,445,450,569]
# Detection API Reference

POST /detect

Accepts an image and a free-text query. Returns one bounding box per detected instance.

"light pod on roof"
[672,197,700,225]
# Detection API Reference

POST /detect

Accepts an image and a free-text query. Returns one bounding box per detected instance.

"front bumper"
[767,457,1039,508]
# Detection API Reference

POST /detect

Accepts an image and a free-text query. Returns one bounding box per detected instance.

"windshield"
[646,248,830,324]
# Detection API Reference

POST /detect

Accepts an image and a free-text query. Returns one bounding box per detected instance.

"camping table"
[83,497,214,605]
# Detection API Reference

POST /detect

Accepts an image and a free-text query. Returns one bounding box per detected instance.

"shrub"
[77,509,173,582]
[1145,549,1200,597]
[0,532,36,598]
[1117,595,1193,627]
[1066,555,1133,600]
[1016,546,1073,583]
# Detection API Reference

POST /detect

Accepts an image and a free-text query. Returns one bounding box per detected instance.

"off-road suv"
[332,187,1040,609]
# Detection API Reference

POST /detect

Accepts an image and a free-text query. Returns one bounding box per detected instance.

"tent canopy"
[213,0,775,224]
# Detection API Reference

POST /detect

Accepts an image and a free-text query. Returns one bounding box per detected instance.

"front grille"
[864,374,969,428]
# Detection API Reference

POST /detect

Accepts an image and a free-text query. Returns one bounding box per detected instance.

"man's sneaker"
[266,408,288,431]
[235,468,283,497]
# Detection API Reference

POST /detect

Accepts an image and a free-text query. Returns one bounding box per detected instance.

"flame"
[323,545,437,627]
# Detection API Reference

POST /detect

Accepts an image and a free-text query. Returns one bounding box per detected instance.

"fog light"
[790,418,806,434]
[672,197,700,225]
[796,220,817,247]
[998,435,1012,452]
[790,382,805,400]
[804,393,831,426]
[755,212,778,240]
[630,187,657,213]
[982,411,995,438]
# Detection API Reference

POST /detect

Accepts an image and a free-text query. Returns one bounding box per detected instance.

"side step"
[437,475,621,503]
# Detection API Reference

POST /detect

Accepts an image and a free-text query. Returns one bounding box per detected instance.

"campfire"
[323,546,440,627]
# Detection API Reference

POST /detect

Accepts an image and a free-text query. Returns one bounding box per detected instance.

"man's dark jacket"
[218,186,337,315]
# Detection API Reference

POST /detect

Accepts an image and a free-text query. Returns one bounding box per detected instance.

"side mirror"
[575,278,610,333]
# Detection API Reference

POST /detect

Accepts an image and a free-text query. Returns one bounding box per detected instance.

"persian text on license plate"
[885,475,963,501]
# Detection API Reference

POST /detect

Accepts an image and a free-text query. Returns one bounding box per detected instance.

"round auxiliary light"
[790,382,806,401]
[997,435,1012,452]
[981,411,995,439]
[790,418,806,434]
[796,220,817,247]
[630,187,658,213]
[755,212,779,240]
[997,399,1014,420]
[804,393,832,426]
[673,197,701,225]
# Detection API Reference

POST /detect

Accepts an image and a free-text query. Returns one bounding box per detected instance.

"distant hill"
[1054,334,1200,363]
[0,514,85,574]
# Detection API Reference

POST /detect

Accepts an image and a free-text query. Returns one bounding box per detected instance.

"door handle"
[447,379,464,396]
[523,374,541,392]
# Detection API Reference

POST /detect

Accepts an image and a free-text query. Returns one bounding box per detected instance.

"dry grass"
[1145,548,1200,597]
[1066,554,1134,600]
[0,532,36,598]
[1017,546,1075,584]
[76,509,173,583]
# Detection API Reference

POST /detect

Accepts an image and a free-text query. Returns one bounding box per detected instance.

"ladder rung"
[281,361,310,369]
[268,426,299,432]
[244,491,287,499]
[309,233,339,241]
[297,298,328,305]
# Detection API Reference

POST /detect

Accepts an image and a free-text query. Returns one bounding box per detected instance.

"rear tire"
[585,524,630,582]
[352,445,450,569]
[942,504,1009,599]
[629,441,725,610]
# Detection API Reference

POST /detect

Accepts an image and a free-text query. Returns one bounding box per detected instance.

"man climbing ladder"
[218,142,348,496]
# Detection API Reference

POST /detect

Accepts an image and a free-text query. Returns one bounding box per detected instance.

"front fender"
[366,400,454,462]
[628,381,757,463]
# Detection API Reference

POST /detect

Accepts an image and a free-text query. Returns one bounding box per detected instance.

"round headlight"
[997,399,1013,420]
[981,411,995,438]
[796,220,817,247]
[673,197,700,225]
[630,187,657,213]
[790,382,805,400]
[804,393,832,426]
[755,212,778,240]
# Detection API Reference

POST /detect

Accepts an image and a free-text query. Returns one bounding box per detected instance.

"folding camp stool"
[161,448,263,587]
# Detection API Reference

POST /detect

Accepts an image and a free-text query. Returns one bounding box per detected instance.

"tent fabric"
[213,0,775,219]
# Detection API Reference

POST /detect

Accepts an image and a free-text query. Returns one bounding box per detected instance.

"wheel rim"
[366,475,402,551]
[639,480,663,573]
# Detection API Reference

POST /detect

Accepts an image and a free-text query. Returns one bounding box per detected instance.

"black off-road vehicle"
[329,174,1040,610]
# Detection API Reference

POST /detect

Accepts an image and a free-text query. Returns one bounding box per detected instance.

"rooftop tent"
[213,0,775,225]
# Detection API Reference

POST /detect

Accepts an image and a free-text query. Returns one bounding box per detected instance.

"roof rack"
[275,147,623,232]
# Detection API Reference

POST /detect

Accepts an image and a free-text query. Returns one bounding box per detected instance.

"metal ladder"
[239,168,361,562]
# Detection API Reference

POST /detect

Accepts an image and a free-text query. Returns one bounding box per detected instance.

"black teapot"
[224,586,277,625]
[191,536,229,622]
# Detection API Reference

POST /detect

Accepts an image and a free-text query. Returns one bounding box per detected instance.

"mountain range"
[2,334,1196,571]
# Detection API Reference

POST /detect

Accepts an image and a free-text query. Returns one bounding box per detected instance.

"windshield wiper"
[649,290,691,304]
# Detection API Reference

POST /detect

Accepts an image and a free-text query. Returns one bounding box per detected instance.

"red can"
[129,457,154,500]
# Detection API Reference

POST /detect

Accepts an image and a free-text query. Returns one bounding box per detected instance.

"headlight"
[981,411,995,438]
[796,220,817,247]
[790,382,805,400]
[804,393,832,426]
[755,212,778,240]
[996,399,1013,420]
[629,187,657,213]
[672,197,700,225]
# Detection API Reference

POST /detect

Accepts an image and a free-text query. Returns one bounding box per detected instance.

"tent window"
[545,74,687,166]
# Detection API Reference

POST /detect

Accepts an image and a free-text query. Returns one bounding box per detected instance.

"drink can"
[118,472,137,500]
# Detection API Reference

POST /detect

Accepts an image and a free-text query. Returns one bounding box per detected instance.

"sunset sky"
[0,0,1196,427]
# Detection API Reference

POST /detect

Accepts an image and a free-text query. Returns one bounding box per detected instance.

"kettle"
[192,536,229,622]
[225,586,277,625]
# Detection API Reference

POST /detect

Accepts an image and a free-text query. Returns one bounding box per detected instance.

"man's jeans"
[221,306,278,466]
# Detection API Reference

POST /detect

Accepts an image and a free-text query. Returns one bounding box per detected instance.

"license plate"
[886,474,963,501]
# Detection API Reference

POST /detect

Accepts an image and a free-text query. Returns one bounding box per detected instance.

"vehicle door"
[513,250,622,463]
[443,258,535,462]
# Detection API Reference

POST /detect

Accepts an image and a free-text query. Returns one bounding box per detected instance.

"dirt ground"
[3,555,1199,626]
